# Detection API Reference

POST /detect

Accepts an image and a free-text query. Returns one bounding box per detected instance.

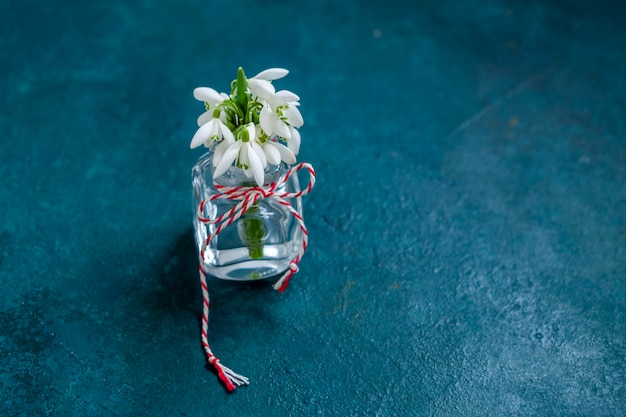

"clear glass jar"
[192,151,304,281]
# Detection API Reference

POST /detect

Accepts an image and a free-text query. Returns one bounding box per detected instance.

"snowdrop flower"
[259,90,303,146]
[212,127,236,169]
[262,139,296,166]
[193,87,229,127]
[247,68,288,100]
[189,116,234,149]
[189,87,234,149]
[189,112,235,149]
[213,123,267,187]
[239,141,267,187]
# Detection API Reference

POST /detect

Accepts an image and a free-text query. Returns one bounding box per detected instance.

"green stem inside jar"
[242,201,265,259]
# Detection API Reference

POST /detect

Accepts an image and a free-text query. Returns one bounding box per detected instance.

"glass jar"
[192,151,304,281]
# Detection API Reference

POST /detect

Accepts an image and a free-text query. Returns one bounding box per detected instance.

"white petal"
[218,120,235,144]
[263,142,281,165]
[197,111,212,127]
[254,124,265,139]
[274,90,300,103]
[259,105,274,135]
[252,68,288,81]
[251,140,267,168]
[238,143,253,179]
[239,140,249,165]
[247,79,275,100]
[245,122,256,139]
[246,143,265,187]
[190,120,215,149]
[285,105,304,128]
[213,141,242,179]
[274,142,297,164]
[288,126,301,155]
[272,117,291,139]
[194,87,223,104]
[213,139,231,168]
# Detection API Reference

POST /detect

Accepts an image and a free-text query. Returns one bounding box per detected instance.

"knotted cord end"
[209,356,250,392]
[273,262,299,293]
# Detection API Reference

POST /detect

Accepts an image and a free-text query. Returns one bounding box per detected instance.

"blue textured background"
[1,0,625,415]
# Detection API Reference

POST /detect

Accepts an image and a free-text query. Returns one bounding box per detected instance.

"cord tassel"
[209,356,250,392]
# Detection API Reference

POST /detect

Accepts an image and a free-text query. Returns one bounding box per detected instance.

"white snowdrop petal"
[248,79,275,100]
[190,120,214,149]
[288,126,301,155]
[254,124,265,139]
[219,121,235,144]
[275,142,297,164]
[285,105,304,128]
[247,143,265,187]
[212,139,230,168]
[239,140,249,164]
[239,143,253,179]
[260,105,274,135]
[252,68,288,81]
[245,122,257,139]
[197,111,213,127]
[263,142,281,165]
[251,140,267,168]
[273,117,291,139]
[213,142,242,178]
[274,90,300,103]
[193,87,222,104]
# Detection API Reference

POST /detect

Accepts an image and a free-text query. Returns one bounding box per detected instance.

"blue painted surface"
[1,0,625,415]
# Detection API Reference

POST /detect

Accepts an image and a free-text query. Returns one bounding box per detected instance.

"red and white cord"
[196,162,315,391]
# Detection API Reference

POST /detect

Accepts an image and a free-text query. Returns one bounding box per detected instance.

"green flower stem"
[242,202,265,259]
[238,178,265,259]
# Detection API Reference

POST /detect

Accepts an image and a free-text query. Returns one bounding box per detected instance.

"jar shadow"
[152,227,282,339]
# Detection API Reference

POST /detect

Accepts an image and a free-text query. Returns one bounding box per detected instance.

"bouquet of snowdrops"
[190,67,303,187]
